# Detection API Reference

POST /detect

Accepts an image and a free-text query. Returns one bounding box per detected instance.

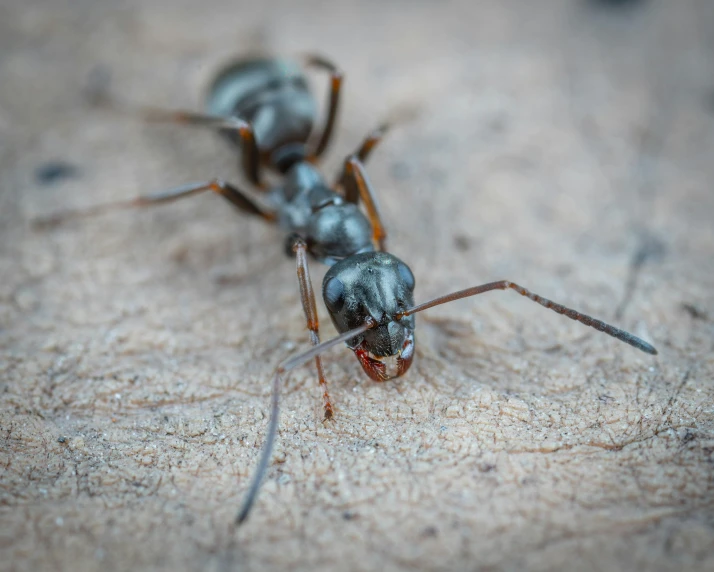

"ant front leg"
[303,54,343,160]
[342,156,388,251]
[290,235,334,420]
[143,108,265,190]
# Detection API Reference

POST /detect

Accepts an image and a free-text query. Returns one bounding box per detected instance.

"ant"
[36,55,658,525]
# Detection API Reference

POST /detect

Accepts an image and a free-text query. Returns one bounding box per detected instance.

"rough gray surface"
[2,1,713,571]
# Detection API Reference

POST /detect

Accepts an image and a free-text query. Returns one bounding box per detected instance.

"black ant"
[36,55,658,525]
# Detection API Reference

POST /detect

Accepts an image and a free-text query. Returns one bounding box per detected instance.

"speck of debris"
[34,161,79,185]
[421,525,438,538]
[342,511,357,521]
[681,303,708,321]
[453,234,471,251]
[57,436,67,443]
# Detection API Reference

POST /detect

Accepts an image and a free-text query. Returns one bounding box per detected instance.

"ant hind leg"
[303,54,343,161]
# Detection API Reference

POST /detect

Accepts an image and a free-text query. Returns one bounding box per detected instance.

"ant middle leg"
[143,108,264,190]
[290,235,334,420]
[303,54,343,161]
[342,156,388,252]
[34,179,275,228]
[334,123,389,189]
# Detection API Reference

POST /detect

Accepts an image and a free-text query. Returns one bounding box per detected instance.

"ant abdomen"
[206,58,316,171]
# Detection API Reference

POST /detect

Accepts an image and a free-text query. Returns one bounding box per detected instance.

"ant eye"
[323,277,345,313]
[397,262,415,291]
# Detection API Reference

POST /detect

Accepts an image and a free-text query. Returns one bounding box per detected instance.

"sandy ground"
[1,0,714,570]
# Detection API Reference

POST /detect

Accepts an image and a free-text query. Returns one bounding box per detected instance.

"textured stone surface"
[1,1,713,570]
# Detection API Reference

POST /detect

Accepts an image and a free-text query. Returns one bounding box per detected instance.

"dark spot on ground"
[34,162,79,186]
[421,525,438,538]
[682,429,696,444]
[453,234,471,251]
[681,303,708,321]
[632,236,666,267]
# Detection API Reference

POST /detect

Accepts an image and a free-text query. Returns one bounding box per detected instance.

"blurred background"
[1,1,713,571]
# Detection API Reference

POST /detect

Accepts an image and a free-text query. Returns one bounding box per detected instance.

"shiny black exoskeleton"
[273,162,374,265]
[205,56,411,380]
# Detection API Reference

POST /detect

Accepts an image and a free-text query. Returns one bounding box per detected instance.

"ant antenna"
[396,280,657,355]
[235,320,375,526]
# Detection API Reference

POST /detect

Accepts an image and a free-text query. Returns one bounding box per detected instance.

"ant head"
[322,252,416,381]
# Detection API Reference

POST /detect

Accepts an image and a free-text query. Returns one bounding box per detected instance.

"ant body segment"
[38,55,658,525]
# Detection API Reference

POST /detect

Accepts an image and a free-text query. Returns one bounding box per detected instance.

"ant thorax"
[274,162,375,264]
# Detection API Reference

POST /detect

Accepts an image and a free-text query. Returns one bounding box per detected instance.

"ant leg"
[143,108,264,189]
[334,123,389,189]
[342,156,388,251]
[235,321,374,525]
[290,235,334,420]
[34,179,275,228]
[303,54,343,160]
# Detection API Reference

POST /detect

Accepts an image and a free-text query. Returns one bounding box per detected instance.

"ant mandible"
[37,55,658,525]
